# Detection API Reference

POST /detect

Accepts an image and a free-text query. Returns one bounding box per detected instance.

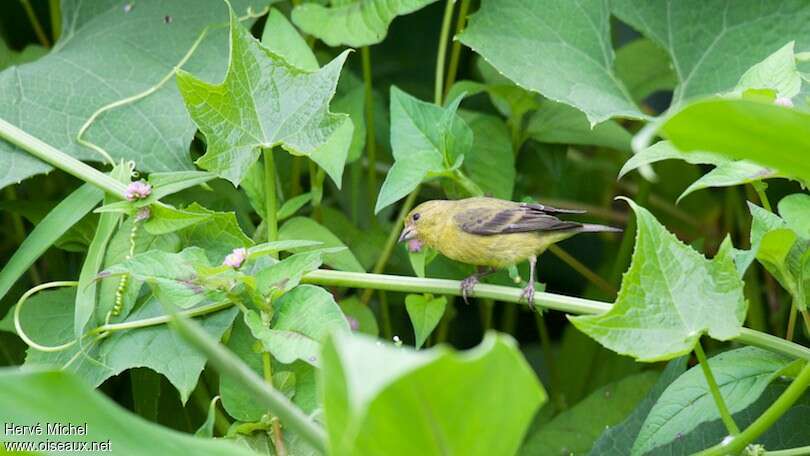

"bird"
[398,197,621,308]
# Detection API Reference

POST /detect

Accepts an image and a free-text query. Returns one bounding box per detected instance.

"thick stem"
[263,149,278,249]
[787,303,797,342]
[535,311,565,411]
[434,0,456,105]
[48,0,60,42]
[443,0,471,99]
[0,118,127,197]
[308,160,324,222]
[20,0,50,48]
[694,340,740,436]
[696,361,810,456]
[802,309,810,336]
[263,352,287,456]
[752,181,772,212]
[170,314,327,452]
[361,189,420,304]
[361,47,378,218]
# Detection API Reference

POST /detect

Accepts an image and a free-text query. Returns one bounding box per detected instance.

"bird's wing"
[454,203,582,235]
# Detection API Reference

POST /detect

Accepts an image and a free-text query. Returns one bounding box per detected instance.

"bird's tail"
[576,223,622,233]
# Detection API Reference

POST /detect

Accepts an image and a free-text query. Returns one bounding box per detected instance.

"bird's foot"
[460,275,480,304]
[520,284,539,312]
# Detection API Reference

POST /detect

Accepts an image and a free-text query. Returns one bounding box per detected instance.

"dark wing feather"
[455,203,582,235]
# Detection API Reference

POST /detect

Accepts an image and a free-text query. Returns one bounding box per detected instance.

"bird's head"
[398,200,450,252]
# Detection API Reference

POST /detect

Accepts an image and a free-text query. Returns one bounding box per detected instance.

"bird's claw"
[460,275,479,304]
[520,285,539,312]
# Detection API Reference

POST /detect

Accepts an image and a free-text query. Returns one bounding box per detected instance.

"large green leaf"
[21,289,238,402]
[279,217,364,272]
[632,347,795,455]
[260,8,318,72]
[589,358,688,456]
[376,87,472,212]
[520,372,659,456]
[661,98,810,185]
[177,8,352,186]
[613,0,810,105]
[0,0,263,189]
[735,41,802,99]
[457,111,514,199]
[678,160,775,203]
[779,193,810,238]
[0,369,258,455]
[570,199,746,362]
[525,100,633,152]
[175,203,254,263]
[404,294,446,349]
[291,0,438,48]
[322,331,545,456]
[459,0,642,125]
[245,285,350,366]
[614,38,677,103]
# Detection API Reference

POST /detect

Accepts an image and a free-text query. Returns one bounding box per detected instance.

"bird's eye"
[412,213,421,221]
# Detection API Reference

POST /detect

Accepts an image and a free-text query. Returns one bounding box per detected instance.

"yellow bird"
[398,197,621,305]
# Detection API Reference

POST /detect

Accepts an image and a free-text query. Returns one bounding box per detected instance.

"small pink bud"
[347,316,360,331]
[775,97,793,107]
[407,238,423,253]
[125,180,152,201]
[135,207,151,222]
[223,247,247,268]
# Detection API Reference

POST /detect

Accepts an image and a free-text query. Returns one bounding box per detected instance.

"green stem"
[263,149,278,248]
[694,340,740,436]
[548,244,616,296]
[767,445,810,456]
[263,351,287,456]
[170,313,327,452]
[0,118,127,197]
[801,310,810,337]
[752,181,772,212]
[309,160,324,222]
[379,290,393,340]
[361,189,420,304]
[361,47,378,217]
[535,312,565,411]
[20,0,50,48]
[480,299,494,330]
[289,157,302,197]
[696,361,810,456]
[48,0,60,42]
[443,0,471,98]
[451,169,483,197]
[434,0,456,105]
[787,303,797,342]
[4,187,42,284]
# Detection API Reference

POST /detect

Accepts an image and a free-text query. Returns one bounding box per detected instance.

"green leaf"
[176,9,352,186]
[618,140,730,180]
[291,0,438,48]
[322,331,545,456]
[661,98,810,185]
[632,347,795,455]
[459,0,643,125]
[261,8,318,72]
[376,87,472,213]
[195,396,220,437]
[0,41,46,70]
[457,111,515,199]
[570,199,746,362]
[102,247,214,309]
[176,203,254,263]
[245,285,350,366]
[0,0,263,189]
[22,290,238,403]
[520,372,659,456]
[678,160,775,203]
[256,251,323,295]
[221,317,318,422]
[339,296,379,336]
[247,239,323,260]
[0,183,102,301]
[404,294,446,349]
[0,369,258,455]
[525,99,633,152]
[613,0,810,105]
[144,203,214,235]
[279,217,364,272]
[779,193,810,238]
[589,358,688,456]
[614,38,677,103]
[278,193,314,221]
[736,41,802,98]
[333,81,367,163]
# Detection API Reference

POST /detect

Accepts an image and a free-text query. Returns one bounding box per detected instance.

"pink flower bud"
[775,97,793,107]
[222,247,247,268]
[124,180,152,201]
[407,238,423,253]
[347,316,360,331]
[135,207,151,222]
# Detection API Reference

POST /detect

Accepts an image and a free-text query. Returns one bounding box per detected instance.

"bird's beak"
[398,225,416,243]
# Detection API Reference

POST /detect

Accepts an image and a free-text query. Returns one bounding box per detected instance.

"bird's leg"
[520,256,538,311]
[460,266,494,304]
